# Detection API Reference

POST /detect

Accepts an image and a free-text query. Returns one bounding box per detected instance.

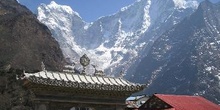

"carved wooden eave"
[20,71,146,109]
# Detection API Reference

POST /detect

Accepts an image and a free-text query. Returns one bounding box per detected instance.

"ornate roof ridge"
[22,71,146,92]
[25,70,143,83]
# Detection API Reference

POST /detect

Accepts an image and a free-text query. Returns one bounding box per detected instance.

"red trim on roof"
[154,94,220,110]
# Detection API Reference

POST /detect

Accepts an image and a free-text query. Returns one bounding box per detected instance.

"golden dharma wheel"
[80,54,90,67]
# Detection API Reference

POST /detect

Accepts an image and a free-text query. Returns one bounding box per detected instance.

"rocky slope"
[37,0,199,75]
[130,0,220,104]
[0,0,65,72]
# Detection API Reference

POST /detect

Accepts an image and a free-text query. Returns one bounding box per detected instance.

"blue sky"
[18,0,136,22]
[18,0,220,22]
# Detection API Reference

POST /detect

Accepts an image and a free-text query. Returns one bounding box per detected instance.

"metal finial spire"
[41,62,46,71]
[92,64,104,76]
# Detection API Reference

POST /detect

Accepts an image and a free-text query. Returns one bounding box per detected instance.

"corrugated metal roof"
[155,94,220,110]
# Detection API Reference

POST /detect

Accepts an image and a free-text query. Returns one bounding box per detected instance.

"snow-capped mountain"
[130,0,220,104]
[37,0,199,75]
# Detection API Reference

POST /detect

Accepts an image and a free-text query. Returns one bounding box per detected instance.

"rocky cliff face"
[0,0,65,72]
[130,0,220,104]
[0,0,66,109]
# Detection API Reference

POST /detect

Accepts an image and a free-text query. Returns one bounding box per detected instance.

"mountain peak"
[38,1,81,18]
[37,0,199,76]
[48,1,74,14]
[49,1,57,6]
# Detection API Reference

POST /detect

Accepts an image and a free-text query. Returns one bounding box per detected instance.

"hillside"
[0,0,65,72]
[130,0,220,104]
